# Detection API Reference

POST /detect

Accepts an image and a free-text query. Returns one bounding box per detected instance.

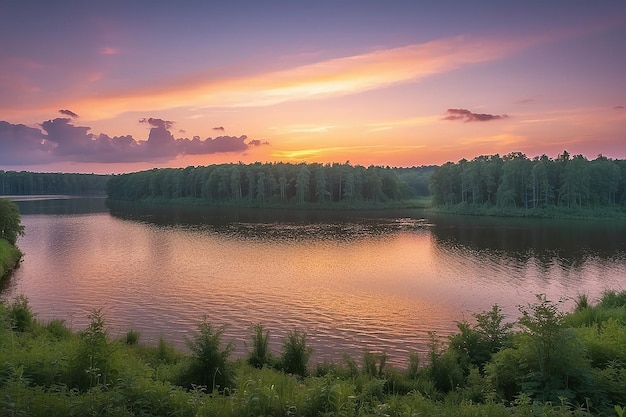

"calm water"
[4,196,626,368]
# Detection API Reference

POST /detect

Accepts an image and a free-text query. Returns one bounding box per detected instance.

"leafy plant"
[246,323,273,369]
[181,318,234,391]
[279,329,312,377]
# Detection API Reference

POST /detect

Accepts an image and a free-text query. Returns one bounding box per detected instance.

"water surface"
[4,197,625,367]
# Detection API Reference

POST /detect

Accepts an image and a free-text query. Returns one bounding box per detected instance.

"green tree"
[0,198,25,245]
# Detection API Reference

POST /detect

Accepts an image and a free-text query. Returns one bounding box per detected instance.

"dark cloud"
[248,139,270,147]
[615,105,624,110]
[443,108,509,122]
[177,135,249,155]
[179,129,186,134]
[59,109,79,118]
[213,126,225,131]
[0,117,266,166]
[0,121,52,164]
[139,117,174,130]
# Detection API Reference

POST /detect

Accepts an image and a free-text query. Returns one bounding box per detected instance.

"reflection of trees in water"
[106,200,433,242]
[15,197,108,215]
[429,215,626,268]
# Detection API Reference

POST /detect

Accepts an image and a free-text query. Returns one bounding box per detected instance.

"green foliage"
[429,152,626,217]
[181,319,234,391]
[0,238,22,279]
[424,332,464,393]
[0,198,25,246]
[279,329,312,377]
[123,329,140,345]
[361,350,388,379]
[0,170,109,196]
[106,162,432,207]
[246,323,273,369]
[74,309,118,390]
[2,295,626,416]
[8,295,34,332]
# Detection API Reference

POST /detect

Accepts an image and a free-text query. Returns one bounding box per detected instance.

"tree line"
[0,171,110,196]
[106,162,432,205]
[429,151,626,209]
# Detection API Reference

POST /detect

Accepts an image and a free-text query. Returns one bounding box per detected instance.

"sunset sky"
[1,1,625,174]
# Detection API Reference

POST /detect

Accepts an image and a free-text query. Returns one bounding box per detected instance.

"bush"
[180,319,234,391]
[74,309,118,390]
[246,323,273,368]
[8,295,34,332]
[279,329,311,377]
[123,329,140,345]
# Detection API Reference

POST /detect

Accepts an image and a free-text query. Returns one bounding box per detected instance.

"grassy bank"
[0,238,22,279]
[1,291,625,416]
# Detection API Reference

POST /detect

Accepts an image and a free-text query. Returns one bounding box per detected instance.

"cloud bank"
[0,117,266,165]
[443,108,509,122]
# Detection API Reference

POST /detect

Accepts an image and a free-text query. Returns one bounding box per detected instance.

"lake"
[3,196,626,368]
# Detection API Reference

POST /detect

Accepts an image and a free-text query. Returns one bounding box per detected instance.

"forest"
[429,152,626,212]
[0,171,109,196]
[106,162,433,206]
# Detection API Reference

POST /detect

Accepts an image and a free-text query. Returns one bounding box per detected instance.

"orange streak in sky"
[70,35,531,119]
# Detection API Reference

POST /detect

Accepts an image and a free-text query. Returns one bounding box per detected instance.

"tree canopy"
[0,198,25,245]
[106,162,433,205]
[429,152,626,210]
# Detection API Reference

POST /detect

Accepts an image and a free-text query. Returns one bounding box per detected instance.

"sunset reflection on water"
[5,199,626,368]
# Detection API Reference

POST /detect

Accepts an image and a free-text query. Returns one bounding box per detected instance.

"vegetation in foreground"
[1,290,625,416]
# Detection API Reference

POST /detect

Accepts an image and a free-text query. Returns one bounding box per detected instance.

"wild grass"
[0,292,625,416]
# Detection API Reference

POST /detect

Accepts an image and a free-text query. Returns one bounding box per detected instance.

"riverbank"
[0,238,22,280]
[427,203,626,221]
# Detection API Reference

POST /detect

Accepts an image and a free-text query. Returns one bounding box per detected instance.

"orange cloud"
[71,35,531,120]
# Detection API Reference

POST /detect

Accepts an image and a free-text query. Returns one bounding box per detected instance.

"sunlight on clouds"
[366,115,441,132]
[271,124,337,134]
[457,133,526,147]
[272,145,426,162]
[72,35,529,119]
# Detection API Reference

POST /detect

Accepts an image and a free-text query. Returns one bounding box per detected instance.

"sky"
[1,1,625,174]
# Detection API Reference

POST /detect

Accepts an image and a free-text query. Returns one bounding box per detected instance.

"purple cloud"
[443,108,509,122]
[213,126,225,131]
[248,139,270,147]
[59,109,79,118]
[615,105,624,110]
[139,117,174,130]
[0,117,267,165]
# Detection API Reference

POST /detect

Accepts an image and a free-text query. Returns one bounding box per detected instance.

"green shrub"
[45,319,72,340]
[123,329,140,345]
[180,319,234,391]
[246,323,273,369]
[8,295,34,332]
[73,309,118,390]
[279,329,311,377]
